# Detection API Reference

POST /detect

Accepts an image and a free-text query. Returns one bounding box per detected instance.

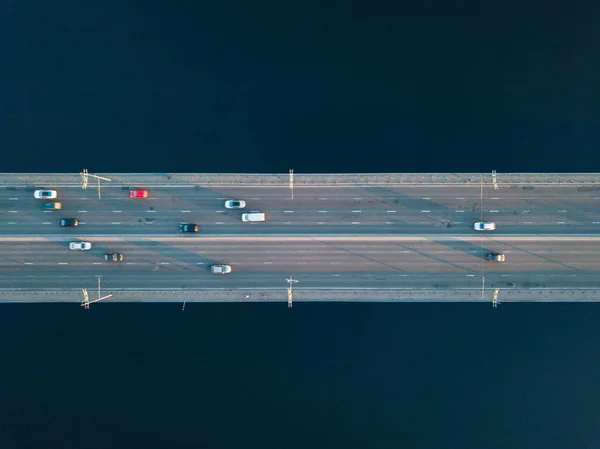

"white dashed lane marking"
[215,222,224,224]
[24,262,32,265]
[113,210,122,213]
[7,222,15,225]
[9,198,18,200]
[352,210,362,213]
[42,222,51,224]
[111,222,121,224]
[490,210,499,212]
[318,211,327,213]
[284,211,294,213]
[8,211,17,213]
[59,263,68,265]
[421,210,430,213]
[387,210,396,213]
[78,210,87,213]
[181,210,191,213]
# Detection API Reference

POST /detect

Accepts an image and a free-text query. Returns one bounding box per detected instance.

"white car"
[34,190,58,199]
[224,200,246,209]
[474,222,496,231]
[69,241,92,251]
[211,264,232,274]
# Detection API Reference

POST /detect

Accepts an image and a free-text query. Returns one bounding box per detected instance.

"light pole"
[286,276,298,308]
[492,170,499,190]
[81,277,113,309]
[80,169,112,199]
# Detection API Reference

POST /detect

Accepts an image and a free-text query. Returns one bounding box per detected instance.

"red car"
[130,190,149,199]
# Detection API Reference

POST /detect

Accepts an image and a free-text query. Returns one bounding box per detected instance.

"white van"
[241,212,266,222]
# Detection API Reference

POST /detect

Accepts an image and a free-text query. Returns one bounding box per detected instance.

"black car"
[180,223,199,233]
[58,218,79,227]
[105,253,124,262]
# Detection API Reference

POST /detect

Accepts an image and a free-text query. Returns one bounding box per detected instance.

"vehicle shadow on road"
[499,241,580,271]
[126,240,218,273]
[363,186,476,229]
[432,238,497,263]
[310,238,406,272]
[397,241,479,273]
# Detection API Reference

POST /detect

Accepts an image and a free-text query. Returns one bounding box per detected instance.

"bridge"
[2,171,600,306]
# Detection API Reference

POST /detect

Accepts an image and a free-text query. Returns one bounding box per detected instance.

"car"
[34,190,58,199]
[42,202,62,211]
[211,264,232,274]
[487,253,506,262]
[474,222,496,231]
[58,218,79,227]
[105,253,124,262]
[180,223,199,233]
[130,190,149,199]
[69,241,92,251]
[241,212,266,222]
[224,200,246,209]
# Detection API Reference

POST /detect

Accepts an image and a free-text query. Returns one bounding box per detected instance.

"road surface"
[2,184,600,236]
[0,236,599,302]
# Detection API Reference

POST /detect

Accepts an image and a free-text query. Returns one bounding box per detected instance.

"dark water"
[1,2,600,448]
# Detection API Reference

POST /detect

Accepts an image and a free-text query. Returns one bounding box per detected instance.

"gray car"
[211,264,232,274]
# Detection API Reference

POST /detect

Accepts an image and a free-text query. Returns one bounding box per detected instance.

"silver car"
[211,264,232,274]
[224,200,246,209]
[69,241,92,251]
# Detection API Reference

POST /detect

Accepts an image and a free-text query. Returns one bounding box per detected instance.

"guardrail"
[0,172,600,186]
